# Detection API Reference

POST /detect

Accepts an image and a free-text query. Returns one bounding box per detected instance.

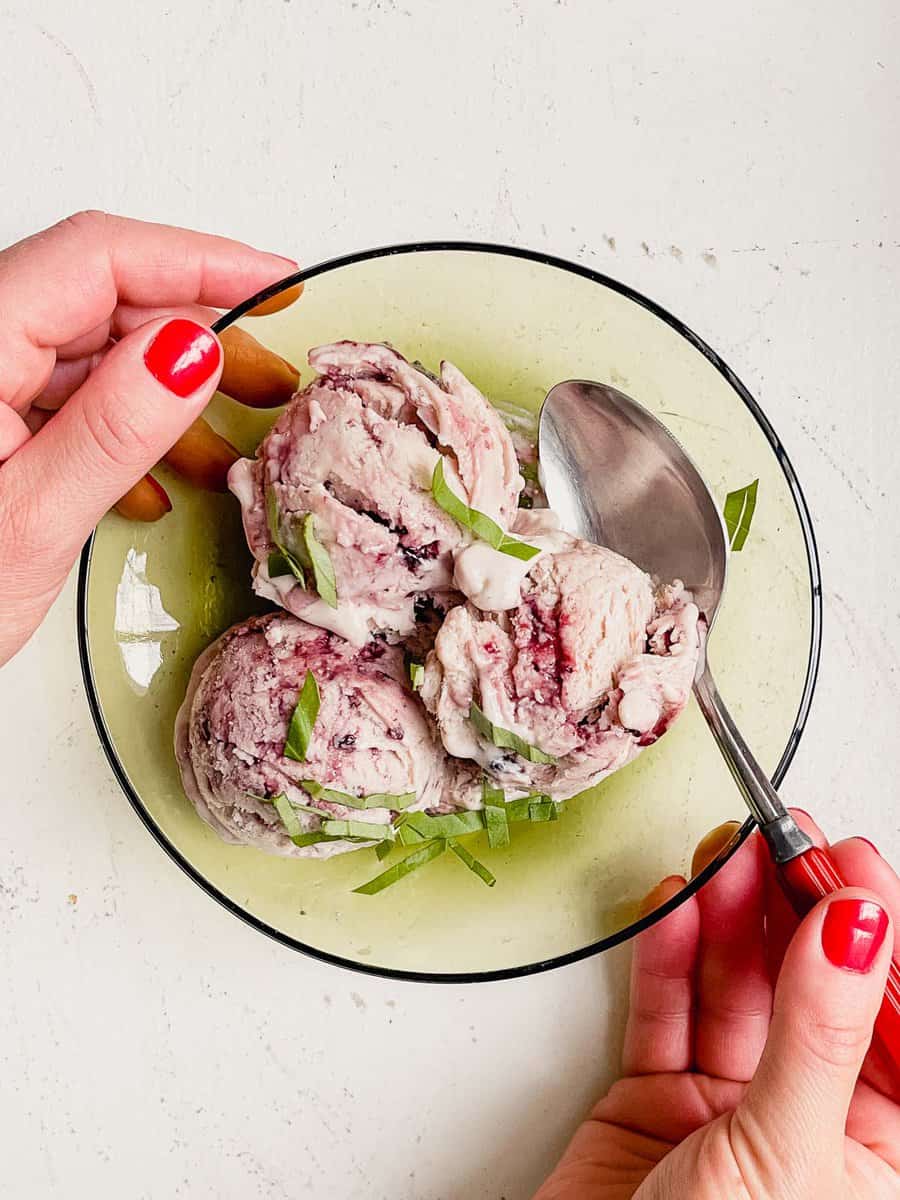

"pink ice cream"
[174,612,472,859]
[228,341,523,645]
[419,534,703,801]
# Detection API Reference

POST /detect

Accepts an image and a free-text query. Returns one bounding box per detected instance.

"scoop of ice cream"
[420,536,703,800]
[228,341,524,645]
[174,612,458,858]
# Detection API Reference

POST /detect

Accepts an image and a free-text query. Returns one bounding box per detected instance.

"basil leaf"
[284,670,320,762]
[272,793,303,839]
[403,810,486,838]
[375,839,393,861]
[353,839,447,895]
[397,823,427,845]
[321,818,395,842]
[482,776,510,849]
[469,702,557,764]
[300,781,415,811]
[408,660,425,690]
[431,458,540,562]
[723,479,759,552]
[302,513,338,608]
[528,798,557,822]
[448,839,496,887]
[519,461,539,483]
[268,549,307,586]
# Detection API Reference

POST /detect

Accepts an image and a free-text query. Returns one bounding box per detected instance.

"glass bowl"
[77,243,821,982]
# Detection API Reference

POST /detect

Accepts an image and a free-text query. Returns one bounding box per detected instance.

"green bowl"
[77,243,821,981]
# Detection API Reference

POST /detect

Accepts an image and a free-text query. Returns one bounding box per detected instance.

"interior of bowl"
[78,244,821,981]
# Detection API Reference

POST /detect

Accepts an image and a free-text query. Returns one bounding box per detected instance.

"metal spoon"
[539,378,900,1074]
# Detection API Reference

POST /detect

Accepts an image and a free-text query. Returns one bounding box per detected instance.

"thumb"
[735,887,893,1193]
[0,317,222,661]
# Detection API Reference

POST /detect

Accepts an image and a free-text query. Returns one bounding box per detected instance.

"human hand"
[0,211,301,666]
[534,812,899,1199]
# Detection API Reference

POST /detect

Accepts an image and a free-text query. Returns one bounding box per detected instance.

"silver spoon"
[538,379,900,1074]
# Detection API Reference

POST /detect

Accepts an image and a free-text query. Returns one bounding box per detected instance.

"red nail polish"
[144,319,221,398]
[821,898,888,973]
[855,837,881,857]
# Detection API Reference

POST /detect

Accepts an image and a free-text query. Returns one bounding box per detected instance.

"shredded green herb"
[353,839,447,894]
[321,818,395,842]
[408,660,425,690]
[375,839,393,861]
[448,839,496,887]
[723,479,759,552]
[302,513,338,608]
[469,702,557,764]
[266,491,308,587]
[431,458,540,561]
[300,781,415,811]
[482,776,510,849]
[284,670,320,762]
[403,810,486,839]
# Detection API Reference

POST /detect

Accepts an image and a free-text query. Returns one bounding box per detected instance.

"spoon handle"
[779,847,900,1080]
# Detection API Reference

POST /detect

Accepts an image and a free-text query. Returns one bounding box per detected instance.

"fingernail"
[638,875,686,919]
[791,808,813,823]
[144,319,221,398]
[821,898,888,973]
[855,837,881,857]
[690,820,741,878]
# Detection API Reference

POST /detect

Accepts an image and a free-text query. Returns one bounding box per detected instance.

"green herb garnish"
[519,461,539,483]
[375,839,393,861]
[266,490,308,587]
[482,777,510,849]
[352,839,448,894]
[403,810,486,839]
[408,660,425,690]
[302,513,338,608]
[321,818,395,842]
[284,670,320,762]
[272,793,303,840]
[723,479,759,552]
[448,839,496,887]
[431,458,540,561]
[300,781,415,811]
[469,702,557,764]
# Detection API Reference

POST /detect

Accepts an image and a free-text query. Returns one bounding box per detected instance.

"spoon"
[538,378,900,1076]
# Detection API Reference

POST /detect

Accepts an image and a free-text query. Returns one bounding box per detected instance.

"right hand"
[534,811,900,1199]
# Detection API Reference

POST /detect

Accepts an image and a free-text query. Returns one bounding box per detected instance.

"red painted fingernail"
[144,319,221,398]
[821,898,888,973]
[855,837,881,857]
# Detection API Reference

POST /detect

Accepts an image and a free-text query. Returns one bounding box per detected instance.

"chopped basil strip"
[375,839,393,861]
[321,818,395,842]
[408,660,425,690]
[528,798,558,822]
[482,777,510,849]
[302,513,338,608]
[397,823,427,846]
[519,461,539,483]
[300,781,415,811]
[266,489,308,587]
[404,810,485,839]
[284,670,320,762]
[723,479,759,552]
[272,793,303,840]
[448,839,496,887]
[353,839,447,895]
[431,458,540,562]
[469,702,557,764]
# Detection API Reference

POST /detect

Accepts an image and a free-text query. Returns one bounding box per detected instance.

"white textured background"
[2,3,899,1197]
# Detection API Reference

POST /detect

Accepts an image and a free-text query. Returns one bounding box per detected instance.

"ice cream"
[228,341,525,645]
[175,612,473,859]
[419,535,702,801]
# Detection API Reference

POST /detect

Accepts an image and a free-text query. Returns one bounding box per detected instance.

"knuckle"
[803,1017,872,1068]
[58,209,110,237]
[82,394,155,470]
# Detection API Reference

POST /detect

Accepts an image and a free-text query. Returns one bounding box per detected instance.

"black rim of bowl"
[77,240,823,985]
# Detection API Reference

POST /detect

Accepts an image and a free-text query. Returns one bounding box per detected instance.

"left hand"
[534,811,900,1199]
[0,210,298,666]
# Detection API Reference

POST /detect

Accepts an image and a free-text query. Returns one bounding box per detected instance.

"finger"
[695,831,773,1081]
[115,305,299,407]
[827,837,900,1101]
[0,405,32,460]
[846,1079,900,1172]
[691,819,742,878]
[764,808,828,981]
[244,282,304,316]
[0,210,295,411]
[622,875,700,1075]
[738,887,894,1192]
[34,353,105,411]
[162,416,241,492]
[114,474,172,522]
[56,320,112,360]
[0,317,222,665]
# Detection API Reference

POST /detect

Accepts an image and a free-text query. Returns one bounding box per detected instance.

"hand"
[0,211,300,666]
[534,812,900,1199]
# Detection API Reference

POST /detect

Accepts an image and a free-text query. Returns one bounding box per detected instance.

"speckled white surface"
[2,3,899,1197]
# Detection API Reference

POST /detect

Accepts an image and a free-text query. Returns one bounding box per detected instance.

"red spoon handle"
[778,846,900,1080]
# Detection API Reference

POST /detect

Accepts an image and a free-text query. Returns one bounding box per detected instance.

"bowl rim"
[77,239,823,984]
